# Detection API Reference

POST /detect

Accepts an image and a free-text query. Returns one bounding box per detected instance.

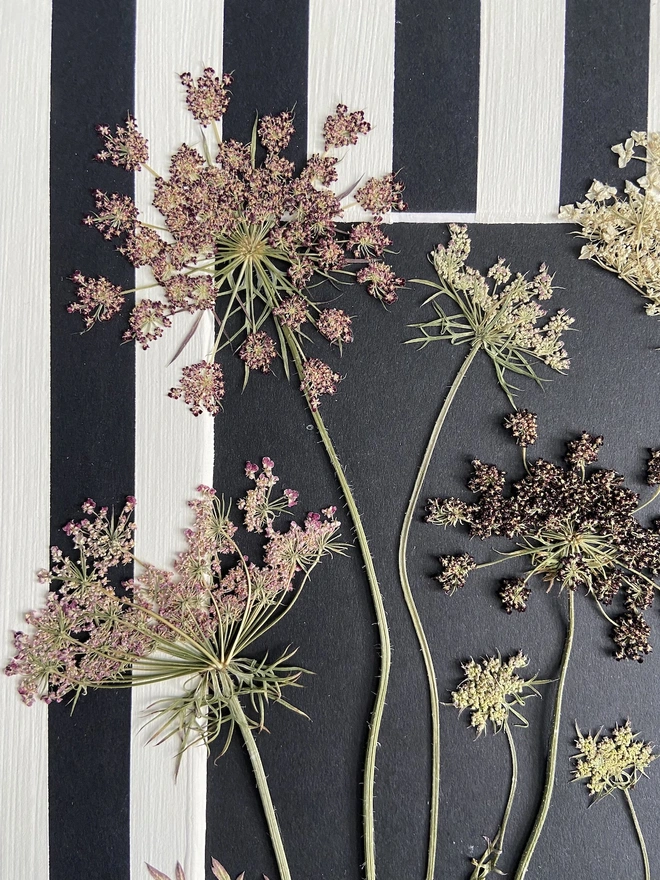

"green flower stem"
[286,330,390,880]
[624,789,651,880]
[230,695,291,880]
[469,721,518,880]
[499,721,518,862]
[514,589,575,880]
[635,483,660,513]
[397,341,481,880]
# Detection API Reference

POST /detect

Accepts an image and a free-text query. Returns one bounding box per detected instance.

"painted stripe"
[390,212,477,225]
[476,0,566,223]
[308,0,396,221]
[0,4,51,880]
[649,0,660,129]
[561,0,650,205]
[207,6,310,875]
[131,3,222,879]
[222,0,309,166]
[393,0,480,213]
[49,3,136,879]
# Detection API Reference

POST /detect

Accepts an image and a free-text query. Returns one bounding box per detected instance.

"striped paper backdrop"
[3,2,660,879]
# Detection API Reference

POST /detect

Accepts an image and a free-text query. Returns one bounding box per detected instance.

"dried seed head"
[503,409,538,447]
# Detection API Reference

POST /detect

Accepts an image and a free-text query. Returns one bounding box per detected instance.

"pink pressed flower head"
[239,331,277,372]
[95,115,149,171]
[301,359,341,411]
[357,262,405,304]
[355,174,407,219]
[69,273,125,328]
[323,104,371,149]
[180,68,233,126]
[168,360,225,416]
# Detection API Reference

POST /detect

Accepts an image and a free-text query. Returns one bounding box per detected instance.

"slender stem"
[514,589,575,880]
[397,341,481,880]
[285,330,390,880]
[635,484,660,513]
[469,720,519,880]
[624,789,651,880]
[499,721,518,861]
[230,695,291,880]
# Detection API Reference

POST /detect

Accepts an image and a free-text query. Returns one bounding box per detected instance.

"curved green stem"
[624,789,651,880]
[230,695,291,880]
[514,590,575,880]
[285,330,390,880]
[397,341,481,880]
[469,720,518,880]
[499,721,518,862]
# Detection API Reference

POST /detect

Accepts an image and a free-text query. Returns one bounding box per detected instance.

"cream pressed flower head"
[409,225,573,406]
[560,130,660,317]
[573,721,655,800]
[451,653,544,736]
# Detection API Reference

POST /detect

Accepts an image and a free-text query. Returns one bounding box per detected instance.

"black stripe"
[393,0,480,212]
[560,0,651,205]
[208,5,319,876]
[49,2,136,879]
[221,0,309,170]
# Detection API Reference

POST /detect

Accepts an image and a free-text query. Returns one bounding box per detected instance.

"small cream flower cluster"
[560,131,660,316]
[451,653,533,735]
[573,720,655,800]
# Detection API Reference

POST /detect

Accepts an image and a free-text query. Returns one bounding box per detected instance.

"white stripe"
[0,4,51,879]
[476,0,566,223]
[307,0,396,221]
[389,212,565,225]
[390,212,478,225]
[132,3,223,878]
[649,0,660,129]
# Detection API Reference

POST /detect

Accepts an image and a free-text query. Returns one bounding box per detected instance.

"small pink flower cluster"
[301,358,342,411]
[237,457,298,533]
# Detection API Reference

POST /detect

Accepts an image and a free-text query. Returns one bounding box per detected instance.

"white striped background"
[1,1,659,877]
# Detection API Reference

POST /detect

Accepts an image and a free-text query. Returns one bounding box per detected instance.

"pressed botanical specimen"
[69,68,408,879]
[428,423,660,877]
[399,225,572,879]
[7,459,343,880]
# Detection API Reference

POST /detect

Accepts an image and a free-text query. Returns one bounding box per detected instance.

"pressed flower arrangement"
[398,225,573,880]
[8,44,660,880]
[427,421,660,878]
[450,653,549,879]
[66,68,408,880]
[7,458,344,880]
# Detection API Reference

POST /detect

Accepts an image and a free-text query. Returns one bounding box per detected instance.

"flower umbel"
[408,226,572,405]
[427,424,660,660]
[451,653,544,736]
[560,131,660,317]
[6,460,343,753]
[573,720,655,880]
[74,71,406,415]
[573,720,655,800]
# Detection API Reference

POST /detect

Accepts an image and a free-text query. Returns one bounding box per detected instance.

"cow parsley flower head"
[573,720,655,800]
[560,130,660,317]
[451,653,543,736]
[408,226,573,405]
[6,459,344,756]
[74,71,406,416]
[427,423,660,661]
